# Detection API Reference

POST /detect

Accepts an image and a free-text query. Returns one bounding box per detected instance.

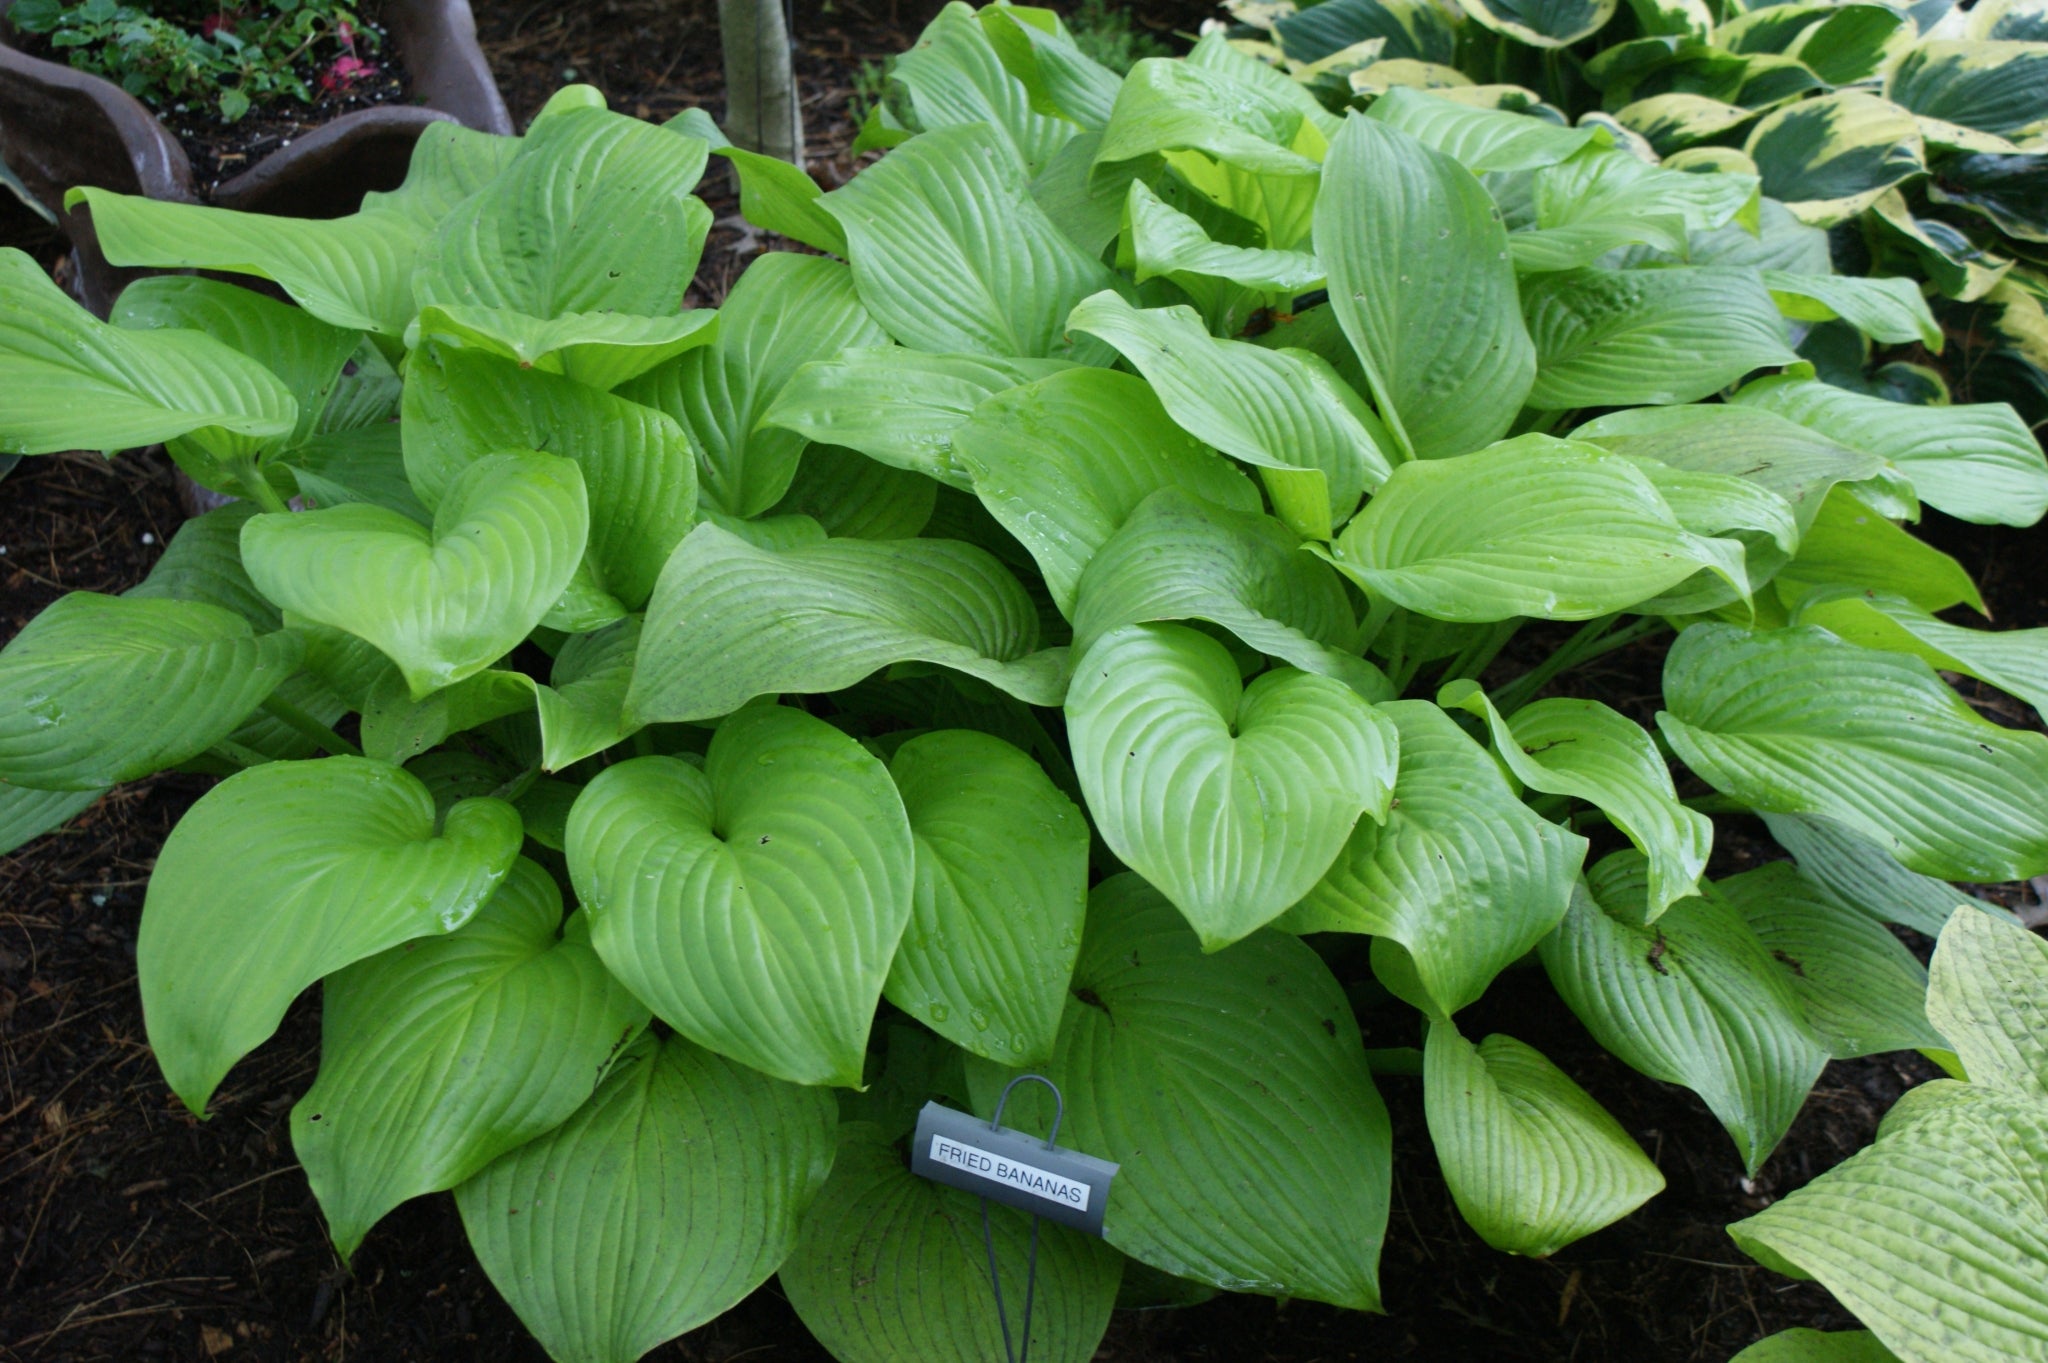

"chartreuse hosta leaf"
[411,106,717,388]
[1539,858,1828,1175]
[1316,112,1535,459]
[1744,91,1927,225]
[1762,812,1994,939]
[139,756,522,1114]
[781,1121,1122,1363]
[714,143,849,255]
[1728,910,2048,1363]
[1731,1331,1904,1363]
[0,594,300,790]
[1365,86,1604,172]
[627,523,1060,723]
[566,706,914,1086]
[966,875,1393,1309]
[1659,623,2048,881]
[1766,489,1984,614]
[882,731,1087,1066]
[1067,624,1397,949]
[1515,151,1760,274]
[1728,375,2048,527]
[1795,589,2048,723]
[1441,681,1710,921]
[1072,489,1391,700]
[620,253,889,518]
[403,345,696,610]
[1761,272,1943,350]
[71,122,516,335]
[1095,53,1324,180]
[950,367,1261,616]
[242,452,590,698]
[1066,290,1390,534]
[763,349,1072,489]
[1716,862,1944,1059]
[0,250,296,458]
[821,122,1123,359]
[1424,1022,1664,1257]
[292,858,649,1260]
[890,1,1079,172]
[1281,701,1586,1017]
[1888,40,2048,144]
[1522,267,1799,410]
[1326,434,1748,623]
[770,444,938,540]
[457,1031,837,1363]
[1123,179,1324,296]
[0,786,104,858]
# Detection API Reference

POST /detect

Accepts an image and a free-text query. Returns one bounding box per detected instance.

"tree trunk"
[717,0,803,165]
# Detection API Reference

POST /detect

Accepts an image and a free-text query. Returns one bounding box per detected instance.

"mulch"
[4,2,2047,1359]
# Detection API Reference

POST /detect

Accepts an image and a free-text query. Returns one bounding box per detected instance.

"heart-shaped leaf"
[1281,700,1586,1017]
[293,858,649,1259]
[965,875,1393,1309]
[780,1121,1123,1363]
[1423,1021,1664,1257]
[627,522,1061,723]
[1067,623,1396,949]
[1460,0,1618,46]
[456,1031,837,1363]
[566,706,914,1086]
[882,730,1088,1067]
[0,593,301,790]
[139,756,522,1114]
[1743,91,1925,226]
[242,452,589,698]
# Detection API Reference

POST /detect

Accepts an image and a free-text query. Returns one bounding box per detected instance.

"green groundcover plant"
[3,7,2048,1361]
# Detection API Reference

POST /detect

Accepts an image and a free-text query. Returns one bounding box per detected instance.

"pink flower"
[319,55,376,93]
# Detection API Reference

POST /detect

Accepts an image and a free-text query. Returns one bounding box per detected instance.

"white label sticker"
[927,1133,1092,1211]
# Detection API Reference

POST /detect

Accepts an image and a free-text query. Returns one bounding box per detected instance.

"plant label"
[910,1101,1118,1236]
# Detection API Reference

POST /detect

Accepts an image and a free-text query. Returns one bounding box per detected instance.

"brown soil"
[4,4,2048,1360]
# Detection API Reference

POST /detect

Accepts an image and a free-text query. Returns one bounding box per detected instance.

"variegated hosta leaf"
[1424,1022,1664,1257]
[780,1121,1123,1363]
[0,593,300,790]
[139,756,523,1114]
[949,367,1261,616]
[882,730,1089,1067]
[457,1031,837,1363]
[821,123,1124,359]
[1272,0,1460,64]
[1066,624,1397,949]
[1441,680,1710,921]
[1658,623,2048,882]
[1744,91,1927,225]
[1616,94,1761,158]
[1717,861,1944,1059]
[965,876,1394,1310]
[1460,0,1619,47]
[1887,40,2048,144]
[1924,149,2048,246]
[292,858,650,1260]
[242,452,590,698]
[1316,112,1536,459]
[1281,700,1586,1017]
[1366,86,1604,172]
[1326,434,1748,622]
[626,522,1060,723]
[1539,859,1828,1175]
[565,706,914,1087]
[1072,488,1391,699]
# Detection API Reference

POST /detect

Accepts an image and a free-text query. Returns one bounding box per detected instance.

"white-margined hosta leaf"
[1273,0,1460,64]
[780,1121,1123,1363]
[1460,0,1619,47]
[1887,40,2048,143]
[1067,624,1397,949]
[1441,680,1710,921]
[0,250,297,457]
[1659,623,2048,881]
[965,876,1393,1309]
[1365,86,1604,171]
[1743,91,1926,225]
[619,252,889,518]
[1326,434,1748,622]
[0,593,301,790]
[1539,858,1828,1175]
[950,367,1261,616]
[1616,93,1763,157]
[566,706,914,1086]
[402,344,697,609]
[822,123,1125,359]
[1281,699,1586,1017]
[1316,112,1536,459]
[1071,488,1391,700]
[627,523,1060,723]
[139,756,522,1114]
[1424,1021,1664,1256]
[293,858,649,1260]
[457,1031,837,1363]
[1522,266,1799,409]
[1717,861,1945,1058]
[882,730,1088,1066]
[1728,375,2048,527]
[1795,588,2048,723]
[242,452,590,698]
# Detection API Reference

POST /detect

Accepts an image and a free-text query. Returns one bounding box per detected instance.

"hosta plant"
[4,7,2048,1361]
